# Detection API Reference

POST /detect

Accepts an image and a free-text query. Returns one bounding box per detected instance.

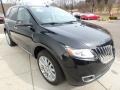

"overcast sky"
[2,0,85,4]
[2,0,53,5]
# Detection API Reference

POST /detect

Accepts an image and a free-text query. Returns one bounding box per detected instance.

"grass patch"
[99,15,109,21]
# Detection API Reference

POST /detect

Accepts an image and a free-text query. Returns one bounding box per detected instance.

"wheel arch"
[34,45,66,79]
[34,46,46,59]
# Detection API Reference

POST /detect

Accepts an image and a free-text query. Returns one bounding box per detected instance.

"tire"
[37,50,64,85]
[5,31,16,46]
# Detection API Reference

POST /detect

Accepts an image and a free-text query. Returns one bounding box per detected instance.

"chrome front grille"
[93,45,114,64]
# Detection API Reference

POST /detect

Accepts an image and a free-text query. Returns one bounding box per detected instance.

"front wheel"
[5,32,16,46]
[37,50,64,85]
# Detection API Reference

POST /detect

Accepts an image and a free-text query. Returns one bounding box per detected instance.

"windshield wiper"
[41,21,77,25]
[41,22,61,25]
[62,21,77,24]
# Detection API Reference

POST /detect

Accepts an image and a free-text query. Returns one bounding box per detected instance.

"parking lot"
[0,20,120,90]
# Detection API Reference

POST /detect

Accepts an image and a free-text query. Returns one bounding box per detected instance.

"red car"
[0,13,4,24]
[80,13,100,20]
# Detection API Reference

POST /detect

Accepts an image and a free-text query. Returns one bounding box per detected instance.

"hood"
[43,21,112,49]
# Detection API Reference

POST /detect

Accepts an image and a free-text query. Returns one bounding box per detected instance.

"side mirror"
[16,20,33,27]
[16,23,33,27]
[15,23,34,32]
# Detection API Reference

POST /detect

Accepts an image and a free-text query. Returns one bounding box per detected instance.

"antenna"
[0,0,6,16]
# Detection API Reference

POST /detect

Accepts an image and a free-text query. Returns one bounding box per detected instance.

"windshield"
[30,6,77,24]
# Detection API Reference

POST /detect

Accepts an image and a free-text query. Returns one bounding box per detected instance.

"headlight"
[65,46,94,59]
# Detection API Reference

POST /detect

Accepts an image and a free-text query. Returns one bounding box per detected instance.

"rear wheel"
[37,50,64,85]
[5,31,16,46]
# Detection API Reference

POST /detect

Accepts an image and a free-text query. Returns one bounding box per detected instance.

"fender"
[31,32,69,78]
[31,32,66,63]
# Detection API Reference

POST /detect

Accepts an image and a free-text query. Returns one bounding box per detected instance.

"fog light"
[82,75,95,83]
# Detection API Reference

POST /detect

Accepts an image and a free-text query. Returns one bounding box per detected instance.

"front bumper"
[62,56,114,86]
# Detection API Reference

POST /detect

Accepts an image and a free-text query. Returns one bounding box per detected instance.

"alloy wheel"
[38,56,56,82]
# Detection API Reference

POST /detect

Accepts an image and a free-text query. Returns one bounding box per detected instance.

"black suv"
[4,5,115,86]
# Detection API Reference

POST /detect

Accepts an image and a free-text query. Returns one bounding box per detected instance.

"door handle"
[30,27,35,32]
[14,25,18,29]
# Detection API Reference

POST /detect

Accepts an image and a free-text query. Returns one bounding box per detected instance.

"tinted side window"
[17,8,31,24]
[8,7,18,21]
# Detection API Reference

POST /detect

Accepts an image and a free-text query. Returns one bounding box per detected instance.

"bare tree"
[86,0,96,12]
[97,0,105,12]
[107,0,115,15]
[116,0,120,14]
